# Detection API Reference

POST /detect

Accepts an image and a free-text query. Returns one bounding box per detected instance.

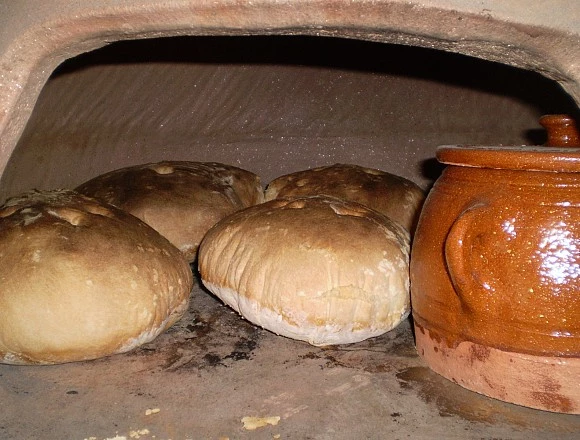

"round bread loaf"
[76,161,264,262]
[0,189,193,365]
[265,163,425,233]
[198,196,410,346]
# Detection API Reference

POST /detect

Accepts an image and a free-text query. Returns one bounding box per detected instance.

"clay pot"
[411,144,580,414]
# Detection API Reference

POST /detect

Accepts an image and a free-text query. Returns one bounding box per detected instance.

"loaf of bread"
[265,164,424,233]
[198,195,410,346]
[76,161,264,261]
[0,190,193,365]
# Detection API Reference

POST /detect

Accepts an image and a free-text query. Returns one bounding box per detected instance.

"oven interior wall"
[0,36,577,202]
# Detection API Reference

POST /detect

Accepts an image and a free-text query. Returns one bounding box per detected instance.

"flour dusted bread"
[198,196,410,346]
[76,161,264,261]
[265,164,425,233]
[0,190,193,365]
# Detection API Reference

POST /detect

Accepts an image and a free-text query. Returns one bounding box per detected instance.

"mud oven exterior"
[0,1,579,439]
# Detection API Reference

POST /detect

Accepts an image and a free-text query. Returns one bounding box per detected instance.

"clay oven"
[1,0,579,437]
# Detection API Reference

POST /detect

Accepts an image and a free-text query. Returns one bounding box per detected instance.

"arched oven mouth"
[0,34,577,201]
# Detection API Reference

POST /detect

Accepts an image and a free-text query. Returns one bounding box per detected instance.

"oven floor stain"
[0,281,579,439]
[395,366,580,432]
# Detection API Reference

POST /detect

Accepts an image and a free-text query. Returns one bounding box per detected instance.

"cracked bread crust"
[0,189,193,365]
[199,195,410,346]
[265,163,424,233]
[76,161,264,261]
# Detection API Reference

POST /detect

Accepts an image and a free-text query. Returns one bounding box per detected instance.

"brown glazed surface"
[539,114,580,147]
[411,145,580,357]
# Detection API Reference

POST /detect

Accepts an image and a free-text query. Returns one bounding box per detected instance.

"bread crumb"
[241,416,281,430]
[129,429,150,439]
[145,408,160,416]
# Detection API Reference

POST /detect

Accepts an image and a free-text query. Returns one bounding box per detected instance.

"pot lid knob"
[539,114,580,147]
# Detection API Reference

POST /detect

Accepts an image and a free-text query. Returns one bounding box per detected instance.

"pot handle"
[444,203,489,304]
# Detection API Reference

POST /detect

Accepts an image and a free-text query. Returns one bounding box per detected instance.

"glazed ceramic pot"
[411,144,580,414]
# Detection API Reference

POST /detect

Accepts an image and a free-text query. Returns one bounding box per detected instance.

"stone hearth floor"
[1,276,579,440]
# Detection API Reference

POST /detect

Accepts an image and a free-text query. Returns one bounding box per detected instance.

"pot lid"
[436,145,580,172]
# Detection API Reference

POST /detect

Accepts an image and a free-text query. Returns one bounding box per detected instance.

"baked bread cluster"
[0,161,263,364]
[0,161,423,363]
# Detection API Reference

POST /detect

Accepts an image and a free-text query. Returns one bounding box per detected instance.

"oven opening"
[1,35,577,201]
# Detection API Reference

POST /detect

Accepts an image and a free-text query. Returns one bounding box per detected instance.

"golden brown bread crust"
[265,163,425,233]
[76,161,264,261]
[0,189,193,365]
[198,195,410,346]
